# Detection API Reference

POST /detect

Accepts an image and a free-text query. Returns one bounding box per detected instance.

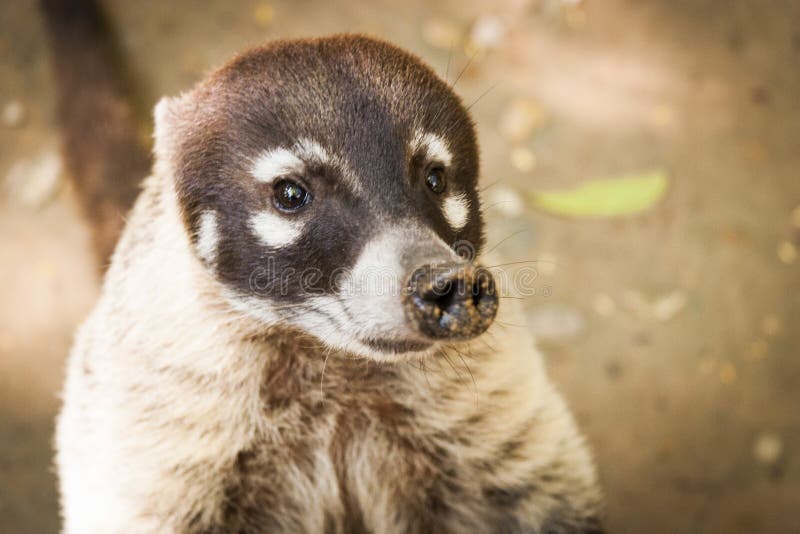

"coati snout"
[405,261,498,340]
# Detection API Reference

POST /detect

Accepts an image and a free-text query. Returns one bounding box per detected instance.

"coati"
[42,1,603,532]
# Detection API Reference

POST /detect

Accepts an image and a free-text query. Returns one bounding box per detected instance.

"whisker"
[450,51,477,91]
[438,82,498,142]
[464,82,498,113]
[319,346,332,398]
[262,299,350,314]
[479,177,505,192]
[406,358,439,384]
[478,337,497,353]
[483,200,515,211]
[440,349,464,381]
[486,228,529,255]
[484,259,558,270]
[420,358,433,388]
[451,345,479,407]
[444,42,453,84]
[494,320,527,329]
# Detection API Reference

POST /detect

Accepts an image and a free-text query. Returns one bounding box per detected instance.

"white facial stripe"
[249,211,303,248]
[345,232,406,332]
[412,130,453,167]
[443,192,470,230]
[340,224,458,334]
[196,210,219,263]
[251,147,303,184]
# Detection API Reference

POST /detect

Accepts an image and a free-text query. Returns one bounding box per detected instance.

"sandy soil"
[1,0,798,532]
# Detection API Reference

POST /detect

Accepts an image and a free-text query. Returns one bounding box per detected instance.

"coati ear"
[153,94,192,176]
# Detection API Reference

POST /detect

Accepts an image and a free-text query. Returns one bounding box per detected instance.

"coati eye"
[273,179,310,212]
[425,168,446,194]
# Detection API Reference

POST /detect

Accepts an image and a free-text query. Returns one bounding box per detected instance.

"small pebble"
[698,358,716,376]
[791,205,800,229]
[650,104,675,127]
[526,304,585,341]
[486,185,524,217]
[252,4,274,27]
[535,252,557,276]
[462,41,489,61]
[753,433,783,467]
[0,330,13,352]
[4,149,62,207]
[621,289,650,318]
[422,18,462,50]
[739,140,767,162]
[777,240,797,264]
[35,260,57,281]
[563,5,587,30]
[760,314,781,337]
[510,147,536,172]
[499,98,548,143]
[750,85,770,105]
[633,330,652,346]
[719,226,745,245]
[719,362,737,385]
[469,16,506,50]
[652,291,688,322]
[745,339,769,362]
[605,361,623,380]
[592,293,616,316]
[2,100,25,127]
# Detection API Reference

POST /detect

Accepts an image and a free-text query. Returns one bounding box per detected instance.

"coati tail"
[39,0,149,267]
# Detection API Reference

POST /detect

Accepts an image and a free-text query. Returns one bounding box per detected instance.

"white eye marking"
[251,147,303,184]
[196,210,219,263]
[296,137,363,194]
[250,138,362,194]
[294,138,330,162]
[249,210,303,248]
[443,192,470,230]
[411,130,453,167]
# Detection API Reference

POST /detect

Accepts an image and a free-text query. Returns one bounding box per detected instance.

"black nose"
[404,262,499,340]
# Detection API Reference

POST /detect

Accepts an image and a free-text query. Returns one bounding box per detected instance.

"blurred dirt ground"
[1,0,799,532]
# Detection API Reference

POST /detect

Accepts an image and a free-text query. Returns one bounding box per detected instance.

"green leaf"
[529,169,669,217]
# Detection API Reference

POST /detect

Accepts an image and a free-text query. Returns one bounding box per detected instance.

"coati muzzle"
[404,262,498,340]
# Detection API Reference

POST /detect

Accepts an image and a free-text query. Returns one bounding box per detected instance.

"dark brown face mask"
[157,35,494,357]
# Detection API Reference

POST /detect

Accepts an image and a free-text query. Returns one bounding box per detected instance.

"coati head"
[154,35,498,361]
